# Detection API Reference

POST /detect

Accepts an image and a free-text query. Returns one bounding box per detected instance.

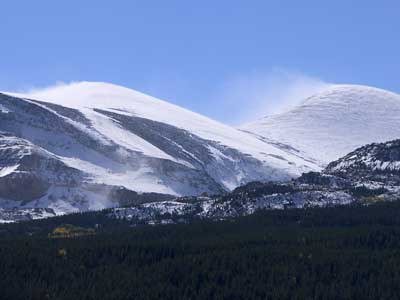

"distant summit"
[242,84,400,165]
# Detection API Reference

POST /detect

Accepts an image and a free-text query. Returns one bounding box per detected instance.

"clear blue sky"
[1,0,399,124]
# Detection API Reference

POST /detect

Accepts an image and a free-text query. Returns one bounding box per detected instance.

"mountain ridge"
[107,138,400,225]
[1,82,400,221]
[0,83,317,217]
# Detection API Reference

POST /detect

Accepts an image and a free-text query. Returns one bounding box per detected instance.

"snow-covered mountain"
[109,140,400,226]
[325,139,400,184]
[242,85,400,165]
[0,82,318,215]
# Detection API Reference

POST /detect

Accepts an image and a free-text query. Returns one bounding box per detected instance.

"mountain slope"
[0,82,318,215]
[109,140,400,226]
[242,85,400,165]
[325,139,400,185]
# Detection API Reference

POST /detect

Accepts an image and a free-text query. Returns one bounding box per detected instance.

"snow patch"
[0,165,19,177]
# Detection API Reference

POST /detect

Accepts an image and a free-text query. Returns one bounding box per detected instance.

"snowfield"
[0,82,320,218]
[9,82,312,165]
[243,85,400,165]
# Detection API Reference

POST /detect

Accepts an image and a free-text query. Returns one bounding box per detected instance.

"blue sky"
[0,0,399,124]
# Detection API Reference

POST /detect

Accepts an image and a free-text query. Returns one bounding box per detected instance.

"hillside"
[0,82,317,216]
[325,139,400,184]
[107,139,400,226]
[2,201,400,300]
[242,85,400,165]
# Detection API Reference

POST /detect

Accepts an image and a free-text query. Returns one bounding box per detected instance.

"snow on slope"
[11,82,307,164]
[325,139,400,178]
[1,82,319,201]
[242,85,400,166]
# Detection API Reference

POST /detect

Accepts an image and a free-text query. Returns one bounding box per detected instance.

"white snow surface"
[0,165,19,177]
[2,82,400,221]
[9,82,309,165]
[3,82,318,195]
[243,85,400,165]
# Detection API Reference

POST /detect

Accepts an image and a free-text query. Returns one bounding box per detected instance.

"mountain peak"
[301,84,399,106]
[243,84,400,165]
[10,81,159,109]
[0,82,318,211]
